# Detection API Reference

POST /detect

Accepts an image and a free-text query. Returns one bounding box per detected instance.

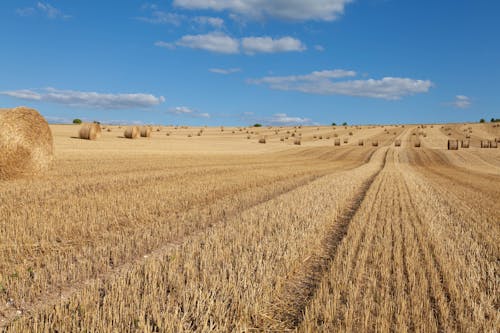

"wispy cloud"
[1,88,165,109]
[17,2,71,20]
[248,69,433,100]
[209,68,241,75]
[138,5,223,28]
[268,113,312,125]
[314,44,325,51]
[167,106,210,118]
[173,0,353,21]
[156,33,306,54]
[450,95,471,108]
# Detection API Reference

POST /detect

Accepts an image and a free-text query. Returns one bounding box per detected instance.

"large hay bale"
[140,126,152,138]
[460,140,469,148]
[395,139,401,147]
[334,138,341,146]
[0,106,54,180]
[447,140,459,150]
[124,126,139,139]
[490,140,498,148]
[79,123,100,140]
[481,140,490,148]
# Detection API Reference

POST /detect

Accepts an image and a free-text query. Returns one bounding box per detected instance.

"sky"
[0,0,499,126]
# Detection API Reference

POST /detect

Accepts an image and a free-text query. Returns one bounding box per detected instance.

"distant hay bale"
[349,132,353,136]
[79,123,101,140]
[465,134,471,139]
[414,140,421,148]
[124,126,139,139]
[0,106,54,180]
[343,138,348,144]
[247,135,251,139]
[107,128,112,132]
[258,138,266,144]
[395,139,401,147]
[140,126,152,137]
[481,140,490,148]
[447,140,459,150]
[372,140,379,147]
[318,135,323,139]
[294,139,301,145]
[333,133,339,138]
[334,138,341,146]
[358,140,364,146]
[461,140,469,148]
[280,137,285,142]
[490,140,498,148]
[187,134,192,137]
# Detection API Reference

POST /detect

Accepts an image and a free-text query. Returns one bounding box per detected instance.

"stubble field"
[0,123,499,332]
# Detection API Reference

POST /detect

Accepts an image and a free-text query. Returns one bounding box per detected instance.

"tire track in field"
[260,148,389,329]
[0,148,372,329]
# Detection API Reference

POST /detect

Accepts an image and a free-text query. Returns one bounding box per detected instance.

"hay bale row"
[0,106,54,180]
[448,140,459,150]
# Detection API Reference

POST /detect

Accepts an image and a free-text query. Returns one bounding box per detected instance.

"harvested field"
[0,123,498,332]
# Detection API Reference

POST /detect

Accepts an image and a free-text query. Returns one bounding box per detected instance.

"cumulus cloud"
[167,106,210,118]
[241,36,305,54]
[0,88,165,109]
[209,68,241,74]
[248,70,433,100]
[268,113,312,125]
[173,0,353,21]
[17,2,71,19]
[451,95,471,109]
[157,33,306,54]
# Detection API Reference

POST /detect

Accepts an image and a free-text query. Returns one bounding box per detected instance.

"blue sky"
[0,0,498,126]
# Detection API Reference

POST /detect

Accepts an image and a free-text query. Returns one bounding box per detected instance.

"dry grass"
[0,123,498,332]
[0,106,53,180]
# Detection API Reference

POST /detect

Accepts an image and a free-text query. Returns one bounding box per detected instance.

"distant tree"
[331,122,336,126]
[72,118,82,124]
[93,120,101,125]
[479,118,485,123]
[253,123,262,127]
[342,122,348,126]
[491,118,500,122]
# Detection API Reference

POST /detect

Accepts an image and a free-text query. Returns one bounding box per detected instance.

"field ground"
[0,123,499,332]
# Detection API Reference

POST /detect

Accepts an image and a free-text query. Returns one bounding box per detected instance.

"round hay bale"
[395,140,401,147]
[258,138,266,144]
[294,139,301,145]
[140,126,152,138]
[447,140,459,150]
[79,123,100,140]
[490,140,498,148]
[0,106,54,180]
[372,140,379,147]
[460,140,469,148]
[107,128,112,132]
[124,126,139,139]
[334,138,341,146]
[343,138,349,144]
[358,139,364,146]
[481,140,490,148]
[414,141,421,148]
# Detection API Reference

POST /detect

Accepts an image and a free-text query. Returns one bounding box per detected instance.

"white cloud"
[242,36,306,54]
[193,16,225,28]
[209,68,241,74]
[157,33,306,54]
[314,45,325,51]
[173,0,353,21]
[17,2,71,19]
[451,95,471,109]
[175,32,240,54]
[248,70,433,100]
[268,113,312,125]
[0,88,165,109]
[167,106,210,118]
